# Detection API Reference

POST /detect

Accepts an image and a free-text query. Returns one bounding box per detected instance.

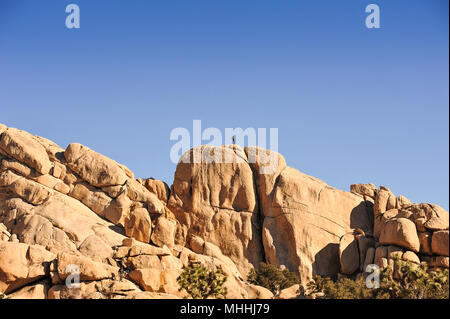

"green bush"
[307,259,449,299]
[247,262,300,295]
[177,263,228,299]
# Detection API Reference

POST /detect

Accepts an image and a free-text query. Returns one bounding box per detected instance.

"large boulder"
[0,128,52,175]
[168,145,263,276]
[125,207,152,243]
[256,163,373,283]
[431,230,449,256]
[339,233,360,275]
[379,218,420,252]
[64,143,128,188]
[0,242,56,294]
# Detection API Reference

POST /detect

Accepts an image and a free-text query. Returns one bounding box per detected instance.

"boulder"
[0,128,52,175]
[151,217,176,248]
[402,251,420,264]
[168,145,263,276]
[64,143,128,188]
[277,284,301,299]
[379,218,420,252]
[143,178,170,204]
[7,280,50,299]
[259,165,372,283]
[431,230,449,256]
[0,242,56,294]
[128,268,162,292]
[350,183,377,199]
[418,232,433,256]
[124,207,152,243]
[246,284,274,299]
[56,252,119,282]
[339,233,360,275]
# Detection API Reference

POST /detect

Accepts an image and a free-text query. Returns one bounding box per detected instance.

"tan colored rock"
[396,195,411,209]
[48,278,142,299]
[128,244,171,257]
[407,203,449,231]
[168,145,263,276]
[126,255,162,270]
[64,143,128,187]
[104,190,132,225]
[160,269,184,297]
[0,242,56,294]
[339,233,359,275]
[78,234,114,263]
[0,170,52,205]
[374,189,390,217]
[278,284,301,299]
[379,218,420,252]
[0,158,34,177]
[102,185,125,198]
[151,216,176,248]
[350,183,377,199]
[122,238,136,247]
[260,165,372,283]
[70,182,112,217]
[57,252,119,282]
[126,178,165,215]
[125,207,152,243]
[418,232,433,256]
[246,284,274,299]
[402,251,420,264]
[128,268,162,292]
[143,178,170,203]
[0,128,52,175]
[10,214,77,254]
[161,255,183,270]
[51,162,66,180]
[30,192,126,248]
[0,123,6,135]
[424,205,449,231]
[431,230,449,256]
[7,280,50,299]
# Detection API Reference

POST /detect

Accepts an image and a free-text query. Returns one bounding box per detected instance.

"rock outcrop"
[0,122,448,299]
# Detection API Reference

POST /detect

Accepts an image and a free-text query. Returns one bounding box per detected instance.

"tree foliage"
[177,263,228,299]
[247,262,300,295]
[307,259,449,299]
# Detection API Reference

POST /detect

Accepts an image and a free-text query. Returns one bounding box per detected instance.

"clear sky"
[0,0,448,209]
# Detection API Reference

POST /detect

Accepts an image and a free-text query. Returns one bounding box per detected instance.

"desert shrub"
[307,259,449,299]
[247,262,300,295]
[177,263,228,299]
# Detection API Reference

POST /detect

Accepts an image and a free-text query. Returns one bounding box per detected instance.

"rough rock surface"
[0,123,448,299]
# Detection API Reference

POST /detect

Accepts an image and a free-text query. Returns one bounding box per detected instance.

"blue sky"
[0,0,448,209]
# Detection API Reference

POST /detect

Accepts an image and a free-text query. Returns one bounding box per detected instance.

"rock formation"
[0,122,448,299]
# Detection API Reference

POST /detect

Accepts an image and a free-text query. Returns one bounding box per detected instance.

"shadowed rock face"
[0,122,448,299]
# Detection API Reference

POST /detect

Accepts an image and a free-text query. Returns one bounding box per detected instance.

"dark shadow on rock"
[350,201,373,234]
[108,224,126,236]
[312,243,340,280]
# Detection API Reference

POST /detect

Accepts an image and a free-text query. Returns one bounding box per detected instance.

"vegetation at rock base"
[307,259,449,299]
[177,263,228,299]
[247,262,300,295]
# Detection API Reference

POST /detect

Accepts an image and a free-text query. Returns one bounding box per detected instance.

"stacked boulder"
[338,183,449,278]
[1,122,448,299]
[0,123,271,299]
